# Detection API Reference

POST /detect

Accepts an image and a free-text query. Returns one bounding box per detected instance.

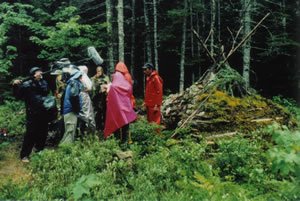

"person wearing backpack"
[59,70,83,144]
[13,67,50,163]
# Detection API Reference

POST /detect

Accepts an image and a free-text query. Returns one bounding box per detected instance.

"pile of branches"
[161,66,296,137]
[160,12,298,137]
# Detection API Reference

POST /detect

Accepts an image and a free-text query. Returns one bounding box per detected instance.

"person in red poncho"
[142,62,163,125]
[104,62,136,143]
[114,61,136,109]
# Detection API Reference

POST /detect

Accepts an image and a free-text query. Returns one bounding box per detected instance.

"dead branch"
[206,132,237,140]
[251,117,283,122]
[204,28,213,44]
[191,131,238,140]
[170,90,213,138]
[219,13,270,68]
[192,28,216,65]
[227,26,243,51]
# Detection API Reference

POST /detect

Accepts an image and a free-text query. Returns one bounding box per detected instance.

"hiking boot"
[21,157,30,163]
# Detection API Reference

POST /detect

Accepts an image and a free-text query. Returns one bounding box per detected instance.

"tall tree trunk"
[117,0,125,62]
[295,0,300,106]
[153,0,158,71]
[242,0,252,88]
[217,0,221,42]
[281,0,287,45]
[190,0,194,58]
[130,0,136,76]
[196,2,201,80]
[281,0,286,33]
[143,0,152,62]
[179,0,188,92]
[198,0,204,78]
[106,0,114,73]
[210,0,216,56]
[190,0,195,83]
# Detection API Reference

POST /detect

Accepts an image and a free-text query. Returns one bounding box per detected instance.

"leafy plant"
[214,136,267,184]
[265,123,300,179]
[0,100,25,141]
[272,95,300,120]
[0,181,29,200]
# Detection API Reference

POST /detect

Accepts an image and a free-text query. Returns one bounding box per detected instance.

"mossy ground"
[192,90,297,135]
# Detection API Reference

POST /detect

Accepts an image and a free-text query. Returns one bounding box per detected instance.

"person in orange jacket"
[142,63,163,125]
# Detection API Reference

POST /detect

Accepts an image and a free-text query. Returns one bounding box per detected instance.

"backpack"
[42,96,58,122]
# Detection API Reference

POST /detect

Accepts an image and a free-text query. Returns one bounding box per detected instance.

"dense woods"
[0,0,299,102]
[1,1,300,200]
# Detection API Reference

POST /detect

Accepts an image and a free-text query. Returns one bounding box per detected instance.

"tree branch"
[192,28,216,64]
[218,12,270,69]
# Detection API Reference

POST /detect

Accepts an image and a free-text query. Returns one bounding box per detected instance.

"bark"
[143,0,152,62]
[198,0,204,78]
[196,3,201,79]
[130,0,136,76]
[217,0,221,42]
[242,0,251,88]
[153,0,158,71]
[117,0,125,62]
[281,0,286,33]
[190,0,195,83]
[106,0,114,73]
[190,1,194,58]
[179,0,188,92]
[296,1,300,106]
[210,0,216,56]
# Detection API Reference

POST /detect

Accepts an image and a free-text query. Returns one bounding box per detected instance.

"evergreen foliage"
[0,0,298,99]
[0,0,299,199]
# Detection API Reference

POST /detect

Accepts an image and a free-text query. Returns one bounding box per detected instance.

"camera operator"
[13,67,50,163]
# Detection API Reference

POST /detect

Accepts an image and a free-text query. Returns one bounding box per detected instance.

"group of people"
[13,61,163,163]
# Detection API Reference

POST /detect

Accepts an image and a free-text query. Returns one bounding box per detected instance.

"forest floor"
[0,142,32,185]
[1,119,299,189]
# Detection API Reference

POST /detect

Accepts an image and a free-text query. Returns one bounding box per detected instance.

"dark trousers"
[20,116,48,159]
[93,94,106,130]
[114,124,129,144]
[95,105,106,130]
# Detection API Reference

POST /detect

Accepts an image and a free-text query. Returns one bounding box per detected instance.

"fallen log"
[191,131,237,140]
[206,132,238,140]
[251,117,283,122]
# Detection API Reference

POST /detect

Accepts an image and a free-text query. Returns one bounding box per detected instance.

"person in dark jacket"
[13,67,50,163]
[91,66,110,130]
[59,70,83,144]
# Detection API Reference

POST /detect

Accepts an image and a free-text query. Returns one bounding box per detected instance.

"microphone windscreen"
[87,46,103,66]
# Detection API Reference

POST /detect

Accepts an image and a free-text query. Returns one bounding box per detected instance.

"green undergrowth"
[272,95,300,122]
[0,98,299,200]
[0,100,25,141]
[0,100,25,160]
[1,119,299,200]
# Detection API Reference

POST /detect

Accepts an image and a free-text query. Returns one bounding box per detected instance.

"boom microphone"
[87,46,103,66]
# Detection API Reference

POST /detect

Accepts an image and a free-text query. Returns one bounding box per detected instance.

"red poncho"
[104,71,136,138]
[115,61,136,108]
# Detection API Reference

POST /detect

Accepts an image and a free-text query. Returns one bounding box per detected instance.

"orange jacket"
[115,62,136,108]
[115,62,133,84]
[145,71,163,107]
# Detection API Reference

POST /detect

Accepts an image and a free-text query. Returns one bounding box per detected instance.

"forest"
[0,0,300,200]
